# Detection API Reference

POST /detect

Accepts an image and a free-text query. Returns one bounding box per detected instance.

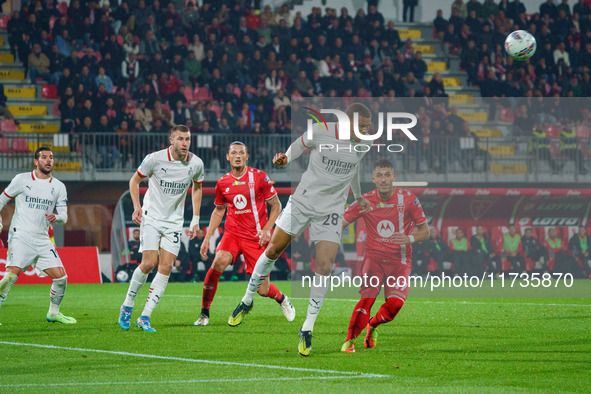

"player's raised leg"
[136,247,176,332]
[45,266,76,324]
[119,249,156,330]
[365,296,405,349]
[228,227,292,326]
[195,250,233,326]
[298,240,338,356]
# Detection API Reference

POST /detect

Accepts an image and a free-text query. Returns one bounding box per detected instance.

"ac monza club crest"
[377,220,395,238]
[233,194,247,210]
[398,204,404,214]
[469,197,498,220]
[248,182,255,190]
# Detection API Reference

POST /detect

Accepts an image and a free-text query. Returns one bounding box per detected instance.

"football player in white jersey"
[229,103,372,356]
[0,146,76,324]
[118,125,204,332]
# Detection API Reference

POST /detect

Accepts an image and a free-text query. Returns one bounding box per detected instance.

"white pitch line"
[291,298,591,307]
[0,341,389,378]
[0,375,380,388]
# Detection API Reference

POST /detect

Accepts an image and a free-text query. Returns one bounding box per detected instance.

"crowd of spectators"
[5,0,450,138]
[414,224,591,278]
[434,0,591,96]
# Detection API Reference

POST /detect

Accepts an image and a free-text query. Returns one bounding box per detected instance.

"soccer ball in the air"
[504,30,536,60]
[116,270,129,283]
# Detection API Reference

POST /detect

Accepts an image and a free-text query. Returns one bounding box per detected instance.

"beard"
[39,166,52,175]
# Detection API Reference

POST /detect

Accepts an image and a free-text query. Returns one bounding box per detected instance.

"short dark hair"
[345,103,371,120]
[373,158,394,170]
[169,124,190,136]
[35,146,52,160]
[228,141,248,152]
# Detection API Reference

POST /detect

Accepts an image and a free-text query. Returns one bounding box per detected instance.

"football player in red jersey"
[341,158,429,353]
[194,142,295,326]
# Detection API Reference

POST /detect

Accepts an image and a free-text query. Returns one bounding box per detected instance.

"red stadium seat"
[0,138,10,153]
[211,103,221,118]
[52,100,61,116]
[575,125,590,138]
[548,142,562,158]
[183,86,195,102]
[499,108,515,123]
[1,118,17,132]
[11,138,30,153]
[194,87,212,102]
[0,15,10,30]
[42,84,59,99]
[545,125,560,138]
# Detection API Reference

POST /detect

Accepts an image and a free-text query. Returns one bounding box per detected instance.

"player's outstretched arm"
[0,178,22,232]
[351,167,371,213]
[189,182,203,239]
[276,133,309,167]
[200,204,226,259]
[259,195,282,246]
[129,172,145,225]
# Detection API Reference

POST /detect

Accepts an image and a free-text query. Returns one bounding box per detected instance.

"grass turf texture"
[0,281,590,392]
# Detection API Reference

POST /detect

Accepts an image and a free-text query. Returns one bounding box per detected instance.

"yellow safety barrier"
[458,112,488,122]
[0,53,14,62]
[449,94,474,104]
[17,123,59,133]
[413,44,434,54]
[5,87,36,98]
[53,161,82,172]
[399,29,421,39]
[490,164,527,174]
[426,61,447,71]
[0,70,25,80]
[471,128,502,137]
[7,105,47,116]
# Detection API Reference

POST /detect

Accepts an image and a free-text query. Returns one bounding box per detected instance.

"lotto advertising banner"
[0,247,101,284]
[288,97,590,299]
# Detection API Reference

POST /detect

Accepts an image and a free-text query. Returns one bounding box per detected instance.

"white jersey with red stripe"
[2,171,67,241]
[136,147,204,230]
[291,121,371,216]
[214,167,277,242]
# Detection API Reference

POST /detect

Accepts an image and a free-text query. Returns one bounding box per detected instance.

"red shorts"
[216,232,264,275]
[359,255,412,300]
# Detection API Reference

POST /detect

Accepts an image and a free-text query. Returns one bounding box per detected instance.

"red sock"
[265,283,284,302]
[346,298,376,341]
[202,268,222,311]
[369,297,405,329]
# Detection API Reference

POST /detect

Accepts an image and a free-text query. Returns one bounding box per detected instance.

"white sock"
[242,253,277,306]
[0,272,18,309]
[141,272,169,317]
[123,267,148,308]
[48,275,67,316]
[302,273,330,332]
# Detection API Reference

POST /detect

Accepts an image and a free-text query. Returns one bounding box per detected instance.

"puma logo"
[161,168,168,174]
[26,186,31,190]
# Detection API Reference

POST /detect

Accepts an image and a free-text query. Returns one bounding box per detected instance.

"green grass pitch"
[0,281,590,392]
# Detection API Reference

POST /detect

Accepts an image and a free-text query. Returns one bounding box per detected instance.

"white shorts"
[139,221,182,256]
[275,199,343,244]
[6,234,63,277]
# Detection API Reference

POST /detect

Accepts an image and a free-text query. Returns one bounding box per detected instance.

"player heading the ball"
[228,103,373,357]
[194,141,295,327]
[0,146,76,325]
[118,125,204,332]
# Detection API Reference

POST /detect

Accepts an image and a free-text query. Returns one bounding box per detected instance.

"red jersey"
[344,188,427,264]
[214,167,277,242]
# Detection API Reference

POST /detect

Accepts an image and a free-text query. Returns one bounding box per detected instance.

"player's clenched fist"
[273,153,288,167]
[132,208,143,225]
